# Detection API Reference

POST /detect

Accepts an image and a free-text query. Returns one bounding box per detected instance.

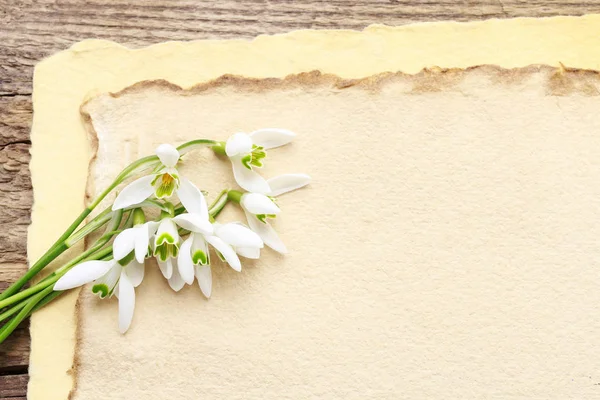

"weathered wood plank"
[0,143,31,265]
[0,374,28,398]
[1,0,599,94]
[0,323,29,371]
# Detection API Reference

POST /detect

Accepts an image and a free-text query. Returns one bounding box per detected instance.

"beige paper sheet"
[78,66,600,399]
[27,14,600,399]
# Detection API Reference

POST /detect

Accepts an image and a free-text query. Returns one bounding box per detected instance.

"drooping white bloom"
[112,144,207,213]
[175,213,263,298]
[53,230,146,333]
[241,173,311,254]
[225,129,295,194]
[153,217,181,282]
[112,221,159,264]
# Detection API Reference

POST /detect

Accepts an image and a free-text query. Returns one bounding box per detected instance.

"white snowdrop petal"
[231,159,271,194]
[215,223,264,248]
[241,193,281,215]
[118,271,135,334]
[155,143,180,168]
[168,260,186,292]
[113,228,138,262]
[172,213,213,235]
[177,177,208,219]
[225,133,253,156]
[125,260,145,287]
[112,175,155,211]
[236,246,261,259]
[155,219,179,246]
[195,265,212,298]
[177,237,195,285]
[247,213,288,254]
[267,174,311,197]
[133,225,150,263]
[158,259,173,279]
[249,128,295,149]
[145,221,160,235]
[205,235,241,272]
[54,260,114,291]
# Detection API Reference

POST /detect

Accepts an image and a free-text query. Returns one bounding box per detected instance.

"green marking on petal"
[192,250,208,265]
[153,242,179,262]
[92,283,110,299]
[256,214,277,224]
[240,145,268,170]
[155,232,175,245]
[117,250,136,267]
[241,154,253,170]
[155,243,168,261]
[153,173,178,198]
[249,145,266,168]
[216,251,226,262]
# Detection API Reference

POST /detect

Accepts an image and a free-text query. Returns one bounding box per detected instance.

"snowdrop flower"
[112,209,158,264]
[175,216,263,298]
[53,234,145,333]
[241,174,311,254]
[112,144,207,213]
[225,129,295,194]
[153,217,181,282]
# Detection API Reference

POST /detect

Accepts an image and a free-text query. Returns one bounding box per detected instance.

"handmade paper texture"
[75,66,600,399]
[27,14,600,399]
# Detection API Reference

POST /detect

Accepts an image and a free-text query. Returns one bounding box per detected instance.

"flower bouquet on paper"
[0,129,310,340]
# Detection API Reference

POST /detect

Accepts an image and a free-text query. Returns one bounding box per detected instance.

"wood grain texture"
[0,374,27,398]
[0,1,599,398]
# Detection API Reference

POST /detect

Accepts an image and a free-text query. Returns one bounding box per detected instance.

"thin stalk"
[0,241,70,301]
[0,243,115,310]
[29,290,63,315]
[66,206,113,247]
[0,285,54,344]
[0,157,158,301]
[0,213,121,311]
[0,299,26,323]
[177,139,219,155]
[0,245,114,328]
[208,189,230,218]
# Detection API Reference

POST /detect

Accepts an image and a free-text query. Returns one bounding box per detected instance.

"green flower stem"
[0,211,122,311]
[0,244,114,311]
[209,189,230,219]
[0,285,55,343]
[210,142,227,156]
[227,189,243,204]
[0,156,158,301]
[0,244,115,342]
[65,206,112,247]
[0,241,70,302]
[0,286,61,324]
[0,299,26,323]
[28,290,63,316]
[178,139,220,156]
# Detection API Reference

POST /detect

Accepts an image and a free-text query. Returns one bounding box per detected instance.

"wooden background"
[1,1,600,398]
